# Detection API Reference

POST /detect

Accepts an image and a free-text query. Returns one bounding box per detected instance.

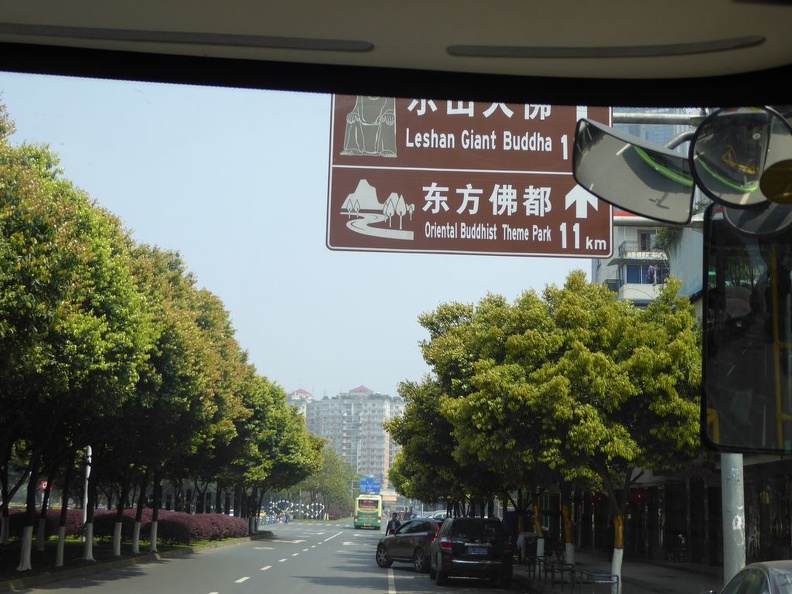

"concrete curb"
[0,531,273,592]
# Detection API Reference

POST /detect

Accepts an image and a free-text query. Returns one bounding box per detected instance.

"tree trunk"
[611,513,625,594]
[1,507,8,545]
[132,469,149,554]
[214,484,223,514]
[36,475,53,552]
[55,526,66,567]
[234,483,243,517]
[112,473,130,557]
[1,455,30,545]
[113,522,123,556]
[17,526,34,571]
[532,503,545,556]
[150,469,160,553]
[17,463,41,571]
[56,453,76,567]
[195,483,205,513]
[561,484,575,565]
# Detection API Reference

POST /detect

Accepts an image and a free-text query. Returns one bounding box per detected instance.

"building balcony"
[603,278,664,304]
[617,240,667,261]
[618,282,664,303]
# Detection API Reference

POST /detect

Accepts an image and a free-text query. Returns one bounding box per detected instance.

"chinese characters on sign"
[326,96,612,257]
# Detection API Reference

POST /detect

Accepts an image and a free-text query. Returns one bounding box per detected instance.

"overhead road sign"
[360,477,381,494]
[327,96,612,258]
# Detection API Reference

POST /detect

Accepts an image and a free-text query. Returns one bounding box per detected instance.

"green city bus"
[354,494,383,529]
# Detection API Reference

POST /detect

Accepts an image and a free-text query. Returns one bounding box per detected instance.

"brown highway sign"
[326,96,612,257]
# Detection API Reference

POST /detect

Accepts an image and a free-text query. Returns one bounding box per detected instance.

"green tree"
[534,273,699,570]
[296,448,355,519]
[0,121,152,569]
[386,379,467,511]
[432,271,701,578]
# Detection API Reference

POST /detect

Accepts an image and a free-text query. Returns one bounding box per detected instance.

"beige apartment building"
[289,385,405,491]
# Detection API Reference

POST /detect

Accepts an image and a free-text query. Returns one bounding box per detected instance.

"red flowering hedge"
[4,508,248,544]
[5,508,85,538]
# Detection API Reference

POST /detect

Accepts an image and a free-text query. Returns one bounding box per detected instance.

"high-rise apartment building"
[289,385,405,489]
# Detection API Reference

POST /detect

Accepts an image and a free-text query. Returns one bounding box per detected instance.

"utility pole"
[603,109,744,585]
[721,454,745,585]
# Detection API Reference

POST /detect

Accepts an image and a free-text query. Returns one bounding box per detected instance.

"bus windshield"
[704,204,792,453]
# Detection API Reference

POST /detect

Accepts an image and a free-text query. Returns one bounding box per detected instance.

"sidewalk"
[512,549,724,594]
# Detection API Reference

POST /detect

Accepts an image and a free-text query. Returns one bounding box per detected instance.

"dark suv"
[429,517,513,586]
[375,518,441,573]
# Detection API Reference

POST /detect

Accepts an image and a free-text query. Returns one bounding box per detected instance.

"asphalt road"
[19,520,515,594]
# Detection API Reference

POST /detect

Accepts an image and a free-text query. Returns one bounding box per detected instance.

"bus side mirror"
[572,118,694,224]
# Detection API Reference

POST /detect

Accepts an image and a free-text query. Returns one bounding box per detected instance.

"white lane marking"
[292,553,300,557]
[254,546,274,550]
[323,531,342,543]
[261,565,272,571]
[278,558,287,563]
[235,577,250,583]
[271,539,305,544]
[388,568,396,594]
[302,548,309,552]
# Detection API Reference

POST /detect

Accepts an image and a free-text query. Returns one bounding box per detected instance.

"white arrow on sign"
[565,185,599,219]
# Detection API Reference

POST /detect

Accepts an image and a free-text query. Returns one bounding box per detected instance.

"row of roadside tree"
[386,269,703,579]
[0,104,328,571]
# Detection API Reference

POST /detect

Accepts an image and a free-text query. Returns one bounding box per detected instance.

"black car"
[375,518,441,573]
[429,517,513,587]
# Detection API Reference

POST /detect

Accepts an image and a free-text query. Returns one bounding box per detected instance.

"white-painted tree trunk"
[113,522,122,556]
[132,521,141,554]
[82,522,95,561]
[17,525,34,571]
[536,537,545,557]
[149,521,158,552]
[56,526,66,567]
[565,541,575,565]
[36,517,46,551]
[611,547,624,594]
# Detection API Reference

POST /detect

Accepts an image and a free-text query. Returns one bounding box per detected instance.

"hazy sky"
[0,72,591,398]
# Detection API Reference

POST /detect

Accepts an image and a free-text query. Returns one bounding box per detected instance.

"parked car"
[429,517,513,587]
[705,561,792,594]
[375,518,441,573]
